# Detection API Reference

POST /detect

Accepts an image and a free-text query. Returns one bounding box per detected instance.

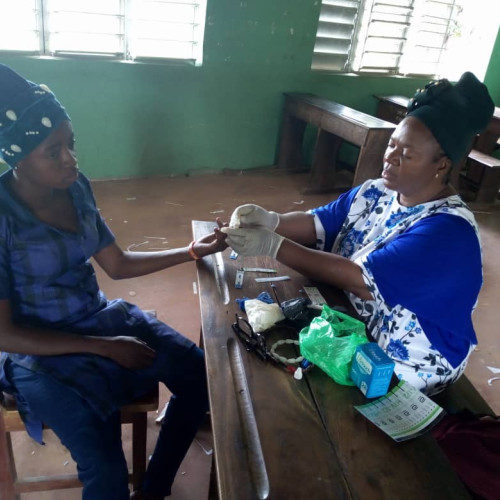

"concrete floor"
[11,169,500,499]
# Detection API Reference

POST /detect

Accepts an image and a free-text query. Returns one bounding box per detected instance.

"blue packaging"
[350,343,395,398]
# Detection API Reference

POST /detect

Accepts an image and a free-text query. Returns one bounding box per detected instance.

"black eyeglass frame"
[231,314,268,361]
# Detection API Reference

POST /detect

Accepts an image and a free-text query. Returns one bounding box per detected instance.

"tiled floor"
[11,169,500,499]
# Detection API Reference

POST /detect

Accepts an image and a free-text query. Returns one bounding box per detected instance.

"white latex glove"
[229,204,279,230]
[221,227,284,258]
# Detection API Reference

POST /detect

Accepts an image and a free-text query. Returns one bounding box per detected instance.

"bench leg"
[353,129,393,186]
[208,455,219,500]
[303,129,342,194]
[131,413,148,491]
[476,167,500,203]
[0,415,20,500]
[199,327,204,350]
[277,110,307,170]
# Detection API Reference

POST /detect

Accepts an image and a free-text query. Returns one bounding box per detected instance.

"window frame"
[0,0,207,66]
[311,0,473,78]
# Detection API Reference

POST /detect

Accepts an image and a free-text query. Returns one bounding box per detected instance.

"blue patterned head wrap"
[0,64,70,168]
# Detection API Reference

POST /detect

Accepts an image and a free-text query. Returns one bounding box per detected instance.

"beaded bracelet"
[269,339,313,380]
[188,240,201,261]
[270,339,303,365]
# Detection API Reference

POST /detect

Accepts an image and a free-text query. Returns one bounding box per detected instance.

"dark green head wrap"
[407,72,494,163]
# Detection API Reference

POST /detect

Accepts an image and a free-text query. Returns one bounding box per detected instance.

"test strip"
[254,276,290,283]
[242,268,277,273]
[235,269,245,289]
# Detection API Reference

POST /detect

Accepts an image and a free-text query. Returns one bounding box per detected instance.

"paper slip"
[303,286,327,307]
[355,379,445,442]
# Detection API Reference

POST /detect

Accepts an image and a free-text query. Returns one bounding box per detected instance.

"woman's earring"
[435,173,439,179]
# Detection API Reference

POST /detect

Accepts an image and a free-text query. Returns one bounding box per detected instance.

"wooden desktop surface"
[193,220,470,500]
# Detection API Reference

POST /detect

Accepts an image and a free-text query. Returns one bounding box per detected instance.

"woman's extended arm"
[93,228,227,280]
[0,300,156,369]
[222,224,373,300]
[275,212,318,245]
[277,239,373,300]
[225,205,371,299]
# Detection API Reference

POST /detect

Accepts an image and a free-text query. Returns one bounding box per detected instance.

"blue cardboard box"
[350,343,395,398]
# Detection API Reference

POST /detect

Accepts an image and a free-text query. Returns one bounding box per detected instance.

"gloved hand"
[221,227,284,258]
[229,204,279,230]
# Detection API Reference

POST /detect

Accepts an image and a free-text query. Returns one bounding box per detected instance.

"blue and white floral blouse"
[311,179,482,395]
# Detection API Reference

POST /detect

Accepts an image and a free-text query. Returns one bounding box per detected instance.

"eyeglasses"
[231,314,314,376]
[231,314,268,361]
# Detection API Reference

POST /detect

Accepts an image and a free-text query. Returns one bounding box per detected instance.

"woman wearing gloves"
[223,72,493,396]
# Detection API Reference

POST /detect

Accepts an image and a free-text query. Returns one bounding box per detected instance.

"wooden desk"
[474,105,500,153]
[374,95,410,125]
[193,220,474,500]
[278,93,395,194]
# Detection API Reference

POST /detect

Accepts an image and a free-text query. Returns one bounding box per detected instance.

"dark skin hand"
[0,231,226,371]
[93,228,227,280]
[0,229,226,370]
[0,300,157,370]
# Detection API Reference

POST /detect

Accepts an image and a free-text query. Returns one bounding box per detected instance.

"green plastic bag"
[299,305,368,386]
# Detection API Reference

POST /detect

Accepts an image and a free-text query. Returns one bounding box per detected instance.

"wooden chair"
[0,385,159,499]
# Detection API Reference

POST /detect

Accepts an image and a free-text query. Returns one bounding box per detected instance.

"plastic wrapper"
[299,305,368,385]
[245,299,285,332]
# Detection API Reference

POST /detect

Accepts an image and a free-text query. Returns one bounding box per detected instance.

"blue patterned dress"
[311,179,482,395]
[0,170,195,442]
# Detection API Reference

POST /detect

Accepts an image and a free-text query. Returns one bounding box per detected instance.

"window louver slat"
[311,0,360,71]
[312,52,351,71]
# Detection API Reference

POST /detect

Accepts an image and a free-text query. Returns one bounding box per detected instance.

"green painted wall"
[485,27,500,104]
[0,0,497,179]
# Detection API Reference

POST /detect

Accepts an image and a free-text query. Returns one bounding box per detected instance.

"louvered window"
[0,0,207,65]
[352,0,416,73]
[312,0,361,71]
[312,0,499,78]
[0,1,41,53]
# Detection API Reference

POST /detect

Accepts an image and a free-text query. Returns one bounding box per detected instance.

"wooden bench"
[277,92,396,194]
[0,310,159,499]
[0,387,159,499]
[375,95,500,203]
[462,149,500,203]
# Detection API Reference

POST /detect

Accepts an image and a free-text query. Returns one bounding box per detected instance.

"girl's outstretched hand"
[192,218,228,257]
